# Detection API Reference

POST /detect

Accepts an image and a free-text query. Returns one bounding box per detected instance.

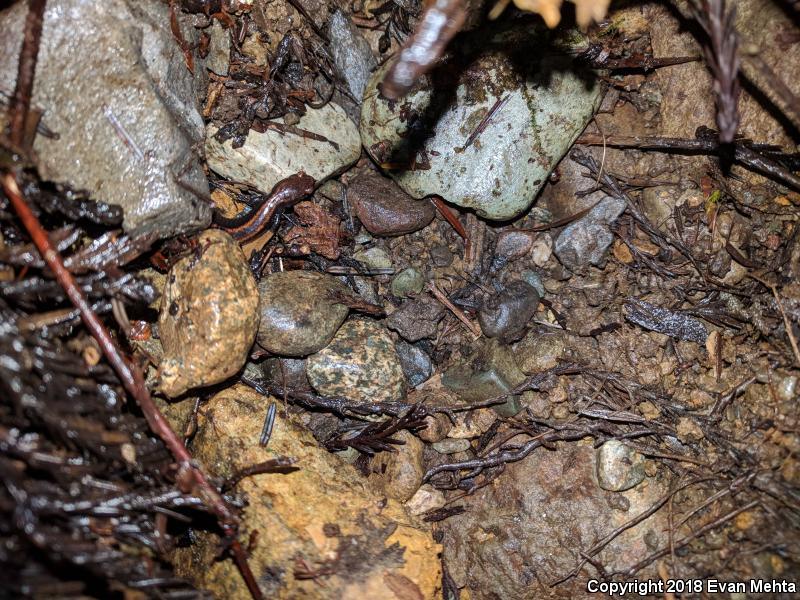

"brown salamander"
[213,172,315,243]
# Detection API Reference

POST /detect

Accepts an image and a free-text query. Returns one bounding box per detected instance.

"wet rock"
[328,9,377,101]
[395,341,433,387]
[348,172,436,236]
[257,271,350,357]
[0,0,210,236]
[391,267,425,298]
[405,485,447,517]
[360,26,602,221]
[554,196,626,270]
[174,385,442,599]
[158,230,259,397]
[442,339,526,417]
[386,294,445,342]
[432,438,471,454]
[521,269,545,297]
[371,430,425,502]
[514,329,570,374]
[495,230,534,262]
[307,319,405,403]
[261,357,311,391]
[440,444,666,598]
[596,440,646,492]
[206,20,230,76]
[352,246,393,270]
[478,280,539,343]
[206,102,360,194]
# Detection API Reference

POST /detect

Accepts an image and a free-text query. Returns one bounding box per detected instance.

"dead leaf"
[383,572,424,600]
[282,201,341,260]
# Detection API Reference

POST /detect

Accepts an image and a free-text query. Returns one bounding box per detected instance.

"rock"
[257,270,350,357]
[307,319,406,403]
[494,230,534,262]
[418,413,452,443]
[352,246,393,270]
[328,9,377,102]
[261,357,312,391]
[391,267,425,298]
[206,20,231,76]
[520,269,545,297]
[432,438,471,454]
[158,230,259,397]
[448,409,497,439]
[395,341,433,387]
[554,196,627,270]
[360,25,602,221]
[173,385,442,600]
[386,294,445,342]
[596,440,646,492]
[0,0,210,236]
[405,485,447,517]
[348,172,436,236]
[530,235,553,267]
[478,280,540,342]
[430,244,454,267]
[440,444,666,598]
[371,430,425,502]
[442,339,526,417]
[514,329,570,374]
[206,102,360,194]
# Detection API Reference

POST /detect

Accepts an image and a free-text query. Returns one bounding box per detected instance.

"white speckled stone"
[206,102,360,193]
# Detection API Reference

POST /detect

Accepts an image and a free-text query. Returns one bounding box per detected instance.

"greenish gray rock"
[306,319,406,403]
[352,246,393,270]
[432,438,471,455]
[257,271,350,357]
[596,440,646,492]
[360,27,602,221]
[391,267,425,297]
[442,339,526,417]
[206,102,360,194]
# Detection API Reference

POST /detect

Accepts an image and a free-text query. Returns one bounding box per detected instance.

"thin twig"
[427,281,481,338]
[8,0,46,149]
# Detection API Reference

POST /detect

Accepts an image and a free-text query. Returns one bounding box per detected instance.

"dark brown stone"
[347,172,435,236]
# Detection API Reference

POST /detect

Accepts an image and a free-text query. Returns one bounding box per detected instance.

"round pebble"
[596,440,646,492]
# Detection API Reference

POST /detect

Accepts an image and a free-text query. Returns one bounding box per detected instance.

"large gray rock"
[360,26,603,221]
[206,102,360,194]
[0,0,211,236]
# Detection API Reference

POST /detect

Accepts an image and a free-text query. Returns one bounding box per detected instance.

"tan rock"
[172,385,442,599]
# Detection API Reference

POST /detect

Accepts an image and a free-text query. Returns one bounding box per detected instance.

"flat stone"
[405,485,447,517]
[386,294,445,342]
[554,196,627,269]
[0,0,211,236]
[206,20,231,76]
[432,438,471,454]
[307,319,406,403]
[352,246,393,270]
[206,102,360,194]
[348,172,435,236]
[158,230,259,397]
[360,25,602,221]
[328,9,377,101]
[257,270,350,357]
[596,440,646,492]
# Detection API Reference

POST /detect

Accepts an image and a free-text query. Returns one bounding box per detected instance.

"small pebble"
[521,269,545,298]
[353,246,393,270]
[395,341,433,387]
[495,229,534,261]
[348,172,436,236]
[391,267,425,297]
[478,280,540,343]
[257,270,350,357]
[386,294,445,342]
[596,440,646,492]
[555,197,626,270]
[432,438,471,454]
[405,485,447,516]
[206,20,231,76]
[306,319,405,403]
[373,430,425,502]
[430,244,454,267]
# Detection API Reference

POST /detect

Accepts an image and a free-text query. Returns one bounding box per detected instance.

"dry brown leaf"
[282,201,341,260]
[507,0,610,28]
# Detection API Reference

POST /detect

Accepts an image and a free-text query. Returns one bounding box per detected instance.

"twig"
[431,196,470,255]
[8,0,46,149]
[427,281,481,338]
[748,273,800,367]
